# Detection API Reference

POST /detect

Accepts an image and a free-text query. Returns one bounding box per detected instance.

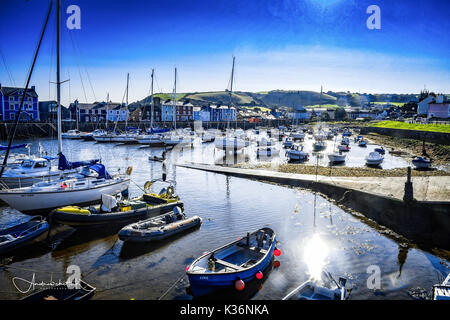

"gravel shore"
[235,163,450,177]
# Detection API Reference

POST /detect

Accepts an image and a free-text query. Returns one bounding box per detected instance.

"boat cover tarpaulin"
[89,164,112,179]
[150,127,170,134]
[0,144,28,151]
[58,153,100,170]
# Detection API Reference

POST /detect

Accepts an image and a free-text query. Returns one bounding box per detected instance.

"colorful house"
[0,84,39,121]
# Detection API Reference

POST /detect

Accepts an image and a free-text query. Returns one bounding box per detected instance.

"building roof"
[0,85,38,98]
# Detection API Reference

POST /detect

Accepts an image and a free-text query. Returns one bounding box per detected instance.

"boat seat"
[214,259,244,271]
[248,246,268,255]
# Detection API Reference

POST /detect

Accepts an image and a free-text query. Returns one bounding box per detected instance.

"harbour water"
[0,135,448,300]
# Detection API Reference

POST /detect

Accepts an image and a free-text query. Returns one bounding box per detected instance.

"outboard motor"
[173,206,184,219]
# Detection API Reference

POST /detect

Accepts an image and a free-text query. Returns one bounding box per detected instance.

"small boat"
[256,146,279,158]
[0,216,49,255]
[374,147,385,154]
[137,134,165,147]
[142,179,180,205]
[283,138,294,149]
[312,141,326,152]
[201,133,215,143]
[283,272,350,300]
[341,137,349,146]
[354,135,363,142]
[328,152,346,164]
[62,129,85,140]
[291,132,305,140]
[432,273,450,300]
[186,227,277,297]
[148,155,165,162]
[22,279,95,301]
[118,206,202,242]
[215,137,249,152]
[412,156,432,169]
[337,145,350,152]
[366,151,384,166]
[51,193,183,227]
[358,139,367,147]
[286,144,309,162]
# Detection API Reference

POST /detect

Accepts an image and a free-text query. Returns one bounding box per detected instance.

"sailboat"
[214,56,248,153]
[0,0,130,213]
[137,69,167,147]
[160,68,192,147]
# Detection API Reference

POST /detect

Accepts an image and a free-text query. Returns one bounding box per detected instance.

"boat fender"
[126,166,133,175]
[61,182,68,189]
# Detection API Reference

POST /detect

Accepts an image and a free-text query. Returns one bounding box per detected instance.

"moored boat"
[118,206,201,242]
[286,144,309,162]
[337,145,350,152]
[282,271,350,300]
[0,216,49,255]
[432,273,450,300]
[365,151,384,166]
[186,227,277,297]
[412,156,432,169]
[51,193,183,227]
[327,152,346,164]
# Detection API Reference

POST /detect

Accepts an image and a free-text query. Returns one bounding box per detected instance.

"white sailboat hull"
[328,154,346,163]
[214,138,248,151]
[0,179,130,213]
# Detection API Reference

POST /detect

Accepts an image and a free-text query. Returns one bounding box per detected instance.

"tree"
[334,108,347,121]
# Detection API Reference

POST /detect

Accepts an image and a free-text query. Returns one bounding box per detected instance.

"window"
[10,105,14,110]
[10,114,15,120]
[34,161,47,168]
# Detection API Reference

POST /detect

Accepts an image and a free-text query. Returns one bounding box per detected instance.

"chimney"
[31,85,35,91]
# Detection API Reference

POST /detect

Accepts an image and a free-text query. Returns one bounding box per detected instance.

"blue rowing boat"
[186,227,277,297]
[0,216,49,255]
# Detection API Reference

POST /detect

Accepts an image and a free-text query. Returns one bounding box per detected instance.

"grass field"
[371,121,450,133]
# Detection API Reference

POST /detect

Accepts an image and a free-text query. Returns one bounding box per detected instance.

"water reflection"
[303,234,329,280]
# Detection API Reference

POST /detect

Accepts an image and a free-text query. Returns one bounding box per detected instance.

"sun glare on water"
[303,233,329,280]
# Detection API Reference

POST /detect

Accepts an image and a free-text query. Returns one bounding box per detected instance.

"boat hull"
[118,214,200,242]
[0,179,130,214]
[187,228,276,297]
[0,217,50,255]
[53,201,183,227]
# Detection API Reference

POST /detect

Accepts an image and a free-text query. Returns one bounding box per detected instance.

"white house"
[417,96,435,115]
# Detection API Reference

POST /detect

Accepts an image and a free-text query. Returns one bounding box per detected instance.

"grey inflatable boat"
[118,207,202,242]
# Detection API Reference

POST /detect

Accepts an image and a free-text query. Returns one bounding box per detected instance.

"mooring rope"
[157,273,186,300]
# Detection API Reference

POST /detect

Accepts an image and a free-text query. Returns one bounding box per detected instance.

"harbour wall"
[360,126,450,145]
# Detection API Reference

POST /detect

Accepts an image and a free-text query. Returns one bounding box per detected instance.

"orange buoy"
[235,279,245,291]
[274,248,281,256]
[256,271,263,280]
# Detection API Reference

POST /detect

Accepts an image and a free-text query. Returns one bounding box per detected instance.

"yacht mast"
[173,67,177,130]
[228,55,235,130]
[150,69,154,129]
[125,72,129,129]
[56,0,62,154]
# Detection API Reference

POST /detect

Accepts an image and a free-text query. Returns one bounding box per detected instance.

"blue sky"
[0,0,449,105]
